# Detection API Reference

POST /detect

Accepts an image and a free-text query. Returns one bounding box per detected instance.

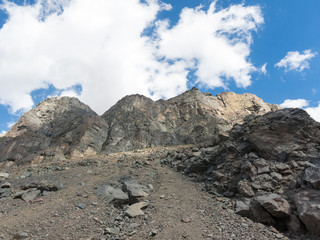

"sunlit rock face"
[0,88,279,163]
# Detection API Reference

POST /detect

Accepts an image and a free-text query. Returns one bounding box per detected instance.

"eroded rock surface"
[0,97,108,163]
[162,108,320,236]
[0,88,279,163]
[102,88,279,153]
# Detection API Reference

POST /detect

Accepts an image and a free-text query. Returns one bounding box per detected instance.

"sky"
[0,0,319,134]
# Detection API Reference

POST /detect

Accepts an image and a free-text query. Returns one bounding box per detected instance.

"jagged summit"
[0,88,280,163]
[1,96,108,163]
[6,96,95,138]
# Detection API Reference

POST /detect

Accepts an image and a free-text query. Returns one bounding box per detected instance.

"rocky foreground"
[0,146,314,240]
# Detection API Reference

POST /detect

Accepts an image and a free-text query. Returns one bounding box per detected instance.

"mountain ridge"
[0,88,280,163]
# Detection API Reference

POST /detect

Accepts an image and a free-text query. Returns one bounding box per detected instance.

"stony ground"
[0,146,316,240]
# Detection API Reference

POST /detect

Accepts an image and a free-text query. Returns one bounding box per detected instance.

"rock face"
[163,108,320,235]
[0,88,279,163]
[101,88,279,153]
[0,97,109,163]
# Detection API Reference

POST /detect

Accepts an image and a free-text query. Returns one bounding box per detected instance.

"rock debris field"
[0,146,318,240]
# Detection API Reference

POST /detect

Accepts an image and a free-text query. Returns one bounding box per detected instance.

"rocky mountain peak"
[6,96,95,138]
[1,88,280,162]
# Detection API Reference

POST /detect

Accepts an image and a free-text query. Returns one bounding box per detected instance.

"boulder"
[285,214,304,233]
[250,200,276,225]
[22,180,63,192]
[21,190,41,202]
[294,190,320,235]
[96,185,129,206]
[235,199,251,218]
[237,181,255,197]
[235,199,276,225]
[122,180,149,203]
[255,193,290,218]
[125,201,149,218]
[302,167,320,190]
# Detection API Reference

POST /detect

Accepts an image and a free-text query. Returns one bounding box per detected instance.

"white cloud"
[280,98,320,122]
[275,49,317,72]
[0,0,263,115]
[261,63,267,75]
[7,121,16,129]
[280,99,309,108]
[156,2,264,89]
[0,130,6,135]
[305,103,320,122]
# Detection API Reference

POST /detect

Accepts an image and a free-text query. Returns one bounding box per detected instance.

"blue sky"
[0,0,319,134]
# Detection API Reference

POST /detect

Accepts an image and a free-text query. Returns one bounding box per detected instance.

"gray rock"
[237,181,255,197]
[240,161,257,176]
[122,180,149,203]
[302,166,320,189]
[235,200,251,218]
[37,180,64,192]
[257,166,270,174]
[76,203,86,210]
[255,193,290,218]
[0,188,11,198]
[270,172,282,181]
[0,172,9,178]
[294,190,320,235]
[22,180,63,192]
[22,190,41,202]
[125,201,149,217]
[285,214,304,233]
[104,227,120,235]
[96,185,129,206]
[250,200,276,225]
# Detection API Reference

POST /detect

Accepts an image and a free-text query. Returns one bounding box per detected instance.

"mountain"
[0,88,279,163]
[102,87,280,153]
[1,88,320,238]
[0,97,108,163]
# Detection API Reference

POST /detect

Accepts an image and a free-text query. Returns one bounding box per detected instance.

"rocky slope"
[0,89,319,238]
[0,88,279,163]
[101,87,279,153]
[0,147,299,240]
[0,97,108,163]
[162,108,320,237]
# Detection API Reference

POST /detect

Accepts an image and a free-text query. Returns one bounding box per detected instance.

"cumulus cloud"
[280,99,309,108]
[156,2,264,89]
[0,0,263,115]
[275,49,317,72]
[305,103,320,122]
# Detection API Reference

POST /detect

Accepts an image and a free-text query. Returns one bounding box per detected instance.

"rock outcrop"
[0,88,279,163]
[101,87,279,153]
[0,97,108,163]
[163,108,320,236]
